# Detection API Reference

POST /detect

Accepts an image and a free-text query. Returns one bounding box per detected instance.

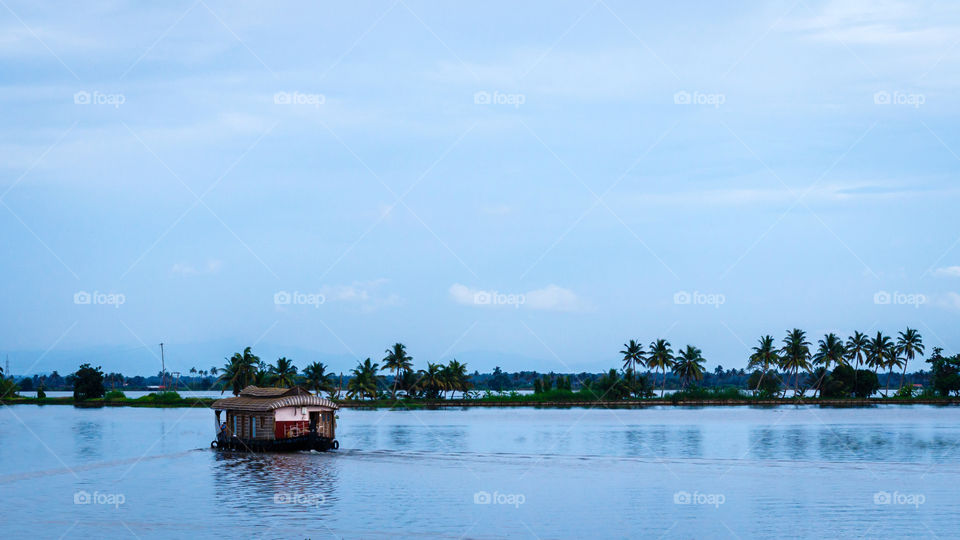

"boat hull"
[214,432,337,452]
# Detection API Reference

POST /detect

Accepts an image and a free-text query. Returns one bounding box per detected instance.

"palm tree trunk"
[814,366,828,399]
[755,369,765,394]
[661,367,666,398]
[899,359,909,392]
[885,369,891,397]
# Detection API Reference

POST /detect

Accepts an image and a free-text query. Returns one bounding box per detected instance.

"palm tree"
[216,347,260,395]
[865,332,890,377]
[416,362,445,399]
[648,339,675,397]
[865,331,898,397]
[747,335,779,394]
[382,343,413,398]
[812,333,846,398]
[846,332,868,370]
[672,345,705,389]
[303,361,335,396]
[845,331,868,392]
[619,339,645,385]
[780,329,811,398]
[883,338,903,398]
[347,358,380,400]
[445,359,470,398]
[896,328,924,393]
[269,357,299,388]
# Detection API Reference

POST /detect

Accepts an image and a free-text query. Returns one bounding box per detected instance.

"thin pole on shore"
[159,342,166,390]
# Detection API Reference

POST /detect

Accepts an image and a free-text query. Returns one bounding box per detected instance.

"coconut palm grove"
[5,327,960,405]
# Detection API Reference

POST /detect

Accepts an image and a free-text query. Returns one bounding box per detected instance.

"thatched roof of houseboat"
[239,386,310,398]
[211,386,338,412]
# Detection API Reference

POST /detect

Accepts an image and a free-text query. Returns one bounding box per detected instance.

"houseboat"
[210,386,339,452]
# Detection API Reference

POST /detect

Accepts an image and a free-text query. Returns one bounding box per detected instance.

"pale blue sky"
[2,0,960,375]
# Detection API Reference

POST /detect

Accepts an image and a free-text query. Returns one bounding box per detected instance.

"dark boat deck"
[214,432,337,452]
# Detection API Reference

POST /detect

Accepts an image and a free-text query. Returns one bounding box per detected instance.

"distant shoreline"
[2,396,958,409]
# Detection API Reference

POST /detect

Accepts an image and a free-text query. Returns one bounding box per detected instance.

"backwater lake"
[1,404,958,538]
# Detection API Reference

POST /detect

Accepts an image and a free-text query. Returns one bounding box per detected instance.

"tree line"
[215,343,472,401]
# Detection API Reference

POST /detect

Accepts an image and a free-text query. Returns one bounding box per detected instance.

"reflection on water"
[71,420,102,459]
[212,452,341,520]
[1,404,960,538]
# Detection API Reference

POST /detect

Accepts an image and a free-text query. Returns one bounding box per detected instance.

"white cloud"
[790,0,956,45]
[320,279,401,311]
[933,266,960,278]
[449,283,580,311]
[935,292,960,310]
[524,284,580,311]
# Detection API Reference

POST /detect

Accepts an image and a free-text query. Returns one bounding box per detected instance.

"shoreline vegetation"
[3,391,960,409]
[3,328,960,409]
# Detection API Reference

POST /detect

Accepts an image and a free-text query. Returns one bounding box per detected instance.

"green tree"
[865,332,889,377]
[673,345,706,390]
[821,364,879,398]
[490,366,507,393]
[416,362,445,399]
[747,369,780,396]
[0,372,19,399]
[780,329,811,398]
[812,333,846,398]
[648,339,675,397]
[216,347,260,395]
[382,343,413,398]
[747,335,779,394]
[445,359,470,398]
[619,339,645,387]
[268,357,299,388]
[927,348,960,397]
[896,328,924,393]
[347,358,380,400]
[72,363,105,401]
[303,361,335,396]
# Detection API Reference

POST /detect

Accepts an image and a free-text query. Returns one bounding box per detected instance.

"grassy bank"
[1,392,216,408]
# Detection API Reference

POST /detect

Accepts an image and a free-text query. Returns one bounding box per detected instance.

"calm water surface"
[1,405,958,538]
